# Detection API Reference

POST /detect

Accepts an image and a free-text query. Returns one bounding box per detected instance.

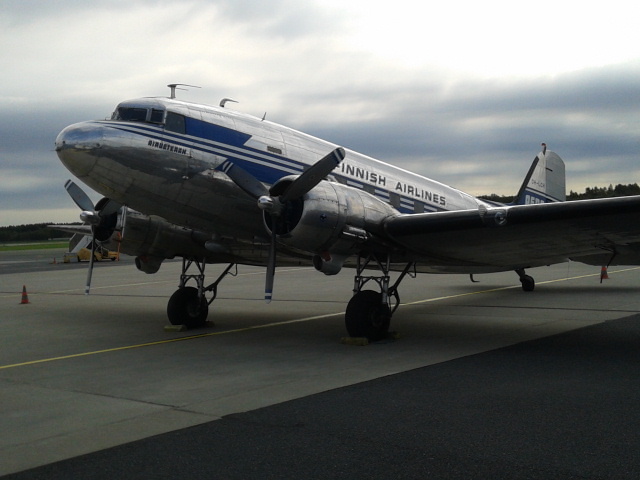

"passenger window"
[165,112,186,134]
[150,109,164,124]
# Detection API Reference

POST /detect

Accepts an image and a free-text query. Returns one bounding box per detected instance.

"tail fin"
[512,143,565,205]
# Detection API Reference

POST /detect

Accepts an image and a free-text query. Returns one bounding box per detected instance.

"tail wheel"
[167,286,208,328]
[520,275,535,291]
[345,290,391,341]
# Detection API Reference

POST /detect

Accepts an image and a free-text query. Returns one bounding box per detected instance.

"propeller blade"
[222,147,345,304]
[219,160,269,199]
[120,207,128,239]
[65,179,95,212]
[62,181,115,295]
[280,147,345,202]
[265,217,277,303]
[85,234,96,295]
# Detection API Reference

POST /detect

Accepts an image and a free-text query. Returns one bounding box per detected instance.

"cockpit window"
[116,107,148,122]
[165,112,186,134]
[150,109,164,123]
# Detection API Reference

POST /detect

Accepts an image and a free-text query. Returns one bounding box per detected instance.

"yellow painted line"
[1,267,314,296]
[0,312,341,371]
[402,285,519,306]
[403,266,640,306]
[1,266,638,370]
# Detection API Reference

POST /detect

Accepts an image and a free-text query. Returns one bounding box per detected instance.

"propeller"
[220,147,346,302]
[64,180,121,295]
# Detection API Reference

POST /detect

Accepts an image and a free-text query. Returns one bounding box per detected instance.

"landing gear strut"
[516,268,535,292]
[167,259,236,328]
[345,254,415,341]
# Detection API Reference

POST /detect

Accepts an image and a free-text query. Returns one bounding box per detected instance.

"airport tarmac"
[1,248,640,477]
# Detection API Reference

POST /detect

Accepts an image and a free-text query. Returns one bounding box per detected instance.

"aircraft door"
[163,111,193,180]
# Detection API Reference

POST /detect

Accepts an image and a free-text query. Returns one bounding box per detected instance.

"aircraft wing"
[383,196,640,270]
[48,224,92,235]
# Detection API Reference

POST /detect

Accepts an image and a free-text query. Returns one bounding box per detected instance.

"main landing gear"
[345,254,415,341]
[167,258,236,328]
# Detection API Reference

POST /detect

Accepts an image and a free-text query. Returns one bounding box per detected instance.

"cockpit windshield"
[114,107,147,121]
[112,107,165,124]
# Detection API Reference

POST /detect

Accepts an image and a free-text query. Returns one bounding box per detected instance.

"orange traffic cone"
[20,285,30,304]
[600,266,609,283]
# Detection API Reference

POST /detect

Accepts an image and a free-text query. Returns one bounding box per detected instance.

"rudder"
[512,144,565,205]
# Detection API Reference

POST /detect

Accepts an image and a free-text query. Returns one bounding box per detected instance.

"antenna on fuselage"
[167,83,201,99]
[219,98,238,108]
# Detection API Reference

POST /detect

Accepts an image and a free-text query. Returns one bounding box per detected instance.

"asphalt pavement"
[2,249,640,478]
[4,314,640,479]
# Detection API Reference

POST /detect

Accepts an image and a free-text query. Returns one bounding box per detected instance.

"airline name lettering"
[340,163,387,186]
[339,162,446,206]
[395,182,447,206]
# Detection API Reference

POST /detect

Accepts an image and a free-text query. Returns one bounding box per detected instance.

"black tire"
[345,290,391,341]
[167,287,208,328]
[521,275,535,292]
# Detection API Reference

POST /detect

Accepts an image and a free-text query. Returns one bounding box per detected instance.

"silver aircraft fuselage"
[54,94,640,338]
[55,96,484,268]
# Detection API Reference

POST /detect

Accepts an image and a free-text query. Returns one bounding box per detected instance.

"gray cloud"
[213,0,343,39]
[290,64,640,194]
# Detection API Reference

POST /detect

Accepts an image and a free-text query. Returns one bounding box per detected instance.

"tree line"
[480,183,640,204]
[0,223,74,243]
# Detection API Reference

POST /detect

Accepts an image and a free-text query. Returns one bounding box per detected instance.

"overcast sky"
[1,0,639,226]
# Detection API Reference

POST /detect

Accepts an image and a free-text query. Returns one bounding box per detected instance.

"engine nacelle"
[101,210,215,273]
[265,179,397,256]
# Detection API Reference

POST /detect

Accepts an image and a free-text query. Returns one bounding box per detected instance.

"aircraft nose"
[55,122,104,176]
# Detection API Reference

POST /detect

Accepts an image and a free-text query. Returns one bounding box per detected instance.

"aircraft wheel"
[167,287,209,328]
[345,290,391,341]
[520,275,535,292]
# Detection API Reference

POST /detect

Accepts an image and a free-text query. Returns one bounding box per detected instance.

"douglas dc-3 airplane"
[54,84,640,340]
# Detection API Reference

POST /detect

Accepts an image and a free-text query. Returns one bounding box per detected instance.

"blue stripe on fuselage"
[184,116,250,150]
[517,187,559,205]
[102,120,302,185]
[100,119,446,214]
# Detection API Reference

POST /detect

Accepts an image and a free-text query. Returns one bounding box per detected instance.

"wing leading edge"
[383,196,640,271]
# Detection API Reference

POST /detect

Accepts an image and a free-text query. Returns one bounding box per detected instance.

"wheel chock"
[164,321,215,333]
[340,331,400,346]
[164,325,188,332]
[340,336,370,346]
